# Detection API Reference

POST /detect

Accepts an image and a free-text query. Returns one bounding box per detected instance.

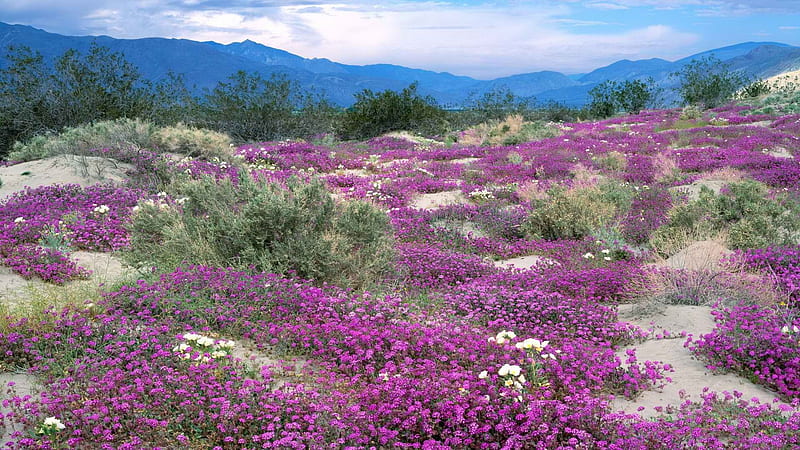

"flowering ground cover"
[2,104,800,447]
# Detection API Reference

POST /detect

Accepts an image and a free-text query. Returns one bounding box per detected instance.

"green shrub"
[152,123,232,159]
[9,118,156,161]
[123,175,395,290]
[673,56,748,109]
[522,185,618,240]
[338,82,448,139]
[650,180,800,253]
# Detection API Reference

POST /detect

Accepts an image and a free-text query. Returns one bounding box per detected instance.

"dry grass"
[0,281,104,333]
[653,153,681,183]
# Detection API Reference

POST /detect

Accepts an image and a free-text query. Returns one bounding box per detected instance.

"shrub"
[650,180,800,253]
[8,118,156,161]
[673,56,748,109]
[588,79,658,118]
[522,185,618,240]
[123,175,395,289]
[151,123,232,160]
[338,82,448,139]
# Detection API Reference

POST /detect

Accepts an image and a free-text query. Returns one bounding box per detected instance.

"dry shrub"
[626,264,785,308]
[570,163,604,186]
[152,123,233,160]
[592,151,627,172]
[698,167,746,183]
[516,180,551,203]
[458,115,558,147]
[653,153,680,182]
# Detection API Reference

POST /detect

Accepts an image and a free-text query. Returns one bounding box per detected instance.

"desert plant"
[338,82,448,139]
[650,180,800,254]
[123,175,395,289]
[152,123,233,159]
[8,118,156,161]
[673,56,748,109]
[522,185,618,240]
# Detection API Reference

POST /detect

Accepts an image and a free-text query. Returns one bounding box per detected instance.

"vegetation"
[588,78,659,118]
[673,56,749,109]
[123,175,395,290]
[338,82,448,139]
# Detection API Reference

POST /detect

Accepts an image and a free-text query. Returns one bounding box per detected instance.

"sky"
[1,1,799,79]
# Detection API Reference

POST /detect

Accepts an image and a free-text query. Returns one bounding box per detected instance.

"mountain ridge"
[2,21,799,107]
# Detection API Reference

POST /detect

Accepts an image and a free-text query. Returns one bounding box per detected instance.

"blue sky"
[1,1,799,79]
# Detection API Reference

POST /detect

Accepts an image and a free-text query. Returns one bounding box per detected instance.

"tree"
[587,78,658,118]
[199,71,301,141]
[338,82,448,139]
[0,45,51,155]
[673,56,748,109]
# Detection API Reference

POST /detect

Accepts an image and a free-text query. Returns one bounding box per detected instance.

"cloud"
[780,26,800,30]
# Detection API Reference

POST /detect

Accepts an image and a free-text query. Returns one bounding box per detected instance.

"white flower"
[196,336,215,347]
[93,204,110,214]
[157,191,168,198]
[217,340,236,349]
[175,197,190,205]
[43,417,65,430]
[182,333,202,341]
[478,370,489,379]
[13,216,25,223]
[603,256,612,261]
[601,249,611,254]
[504,378,514,386]
[781,325,800,334]
[492,330,516,345]
[172,343,191,353]
[210,351,227,359]
[498,364,511,377]
[582,252,594,259]
[507,365,522,377]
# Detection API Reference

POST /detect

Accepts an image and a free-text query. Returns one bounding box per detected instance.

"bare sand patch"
[663,240,733,272]
[410,190,469,210]
[494,255,557,270]
[613,303,786,418]
[668,179,727,202]
[0,155,132,201]
[1,372,40,444]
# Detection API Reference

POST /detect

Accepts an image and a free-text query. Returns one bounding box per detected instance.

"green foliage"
[450,86,534,129]
[198,71,337,142]
[673,56,749,109]
[0,44,187,159]
[588,78,658,118]
[123,175,395,290]
[738,79,771,99]
[8,118,156,161]
[522,185,619,240]
[651,180,800,253]
[339,82,448,139]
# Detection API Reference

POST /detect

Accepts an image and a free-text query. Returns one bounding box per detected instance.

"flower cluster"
[172,332,236,363]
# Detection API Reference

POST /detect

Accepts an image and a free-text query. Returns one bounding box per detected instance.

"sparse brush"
[152,123,233,160]
[0,281,103,333]
[592,151,627,172]
[522,185,618,240]
[9,118,156,161]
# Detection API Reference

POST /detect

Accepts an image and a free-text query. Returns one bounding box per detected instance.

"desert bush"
[522,185,619,240]
[458,115,559,146]
[123,175,395,290]
[338,82,448,140]
[152,123,232,159]
[673,56,748,109]
[8,118,156,161]
[650,180,800,254]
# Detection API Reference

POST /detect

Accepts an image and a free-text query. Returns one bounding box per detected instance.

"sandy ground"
[494,255,557,270]
[409,190,470,209]
[613,303,786,418]
[764,69,800,90]
[0,155,132,201]
[663,240,733,271]
[668,179,728,202]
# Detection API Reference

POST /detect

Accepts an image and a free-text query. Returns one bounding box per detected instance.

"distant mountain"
[1,22,799,107]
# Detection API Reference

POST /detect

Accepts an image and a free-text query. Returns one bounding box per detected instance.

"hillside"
[1,21,800,106]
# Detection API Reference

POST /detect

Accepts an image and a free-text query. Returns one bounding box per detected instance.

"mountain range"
[1,21,799,107]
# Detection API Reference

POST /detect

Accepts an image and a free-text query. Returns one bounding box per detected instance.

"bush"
[338,82,448,139]
[8,118,156,161]
[588,79,658,118]
[152,123,232,160]
[673,56,749,109]
[123,175,395,290]
[650,180,800,253]
[522,185,619,240]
